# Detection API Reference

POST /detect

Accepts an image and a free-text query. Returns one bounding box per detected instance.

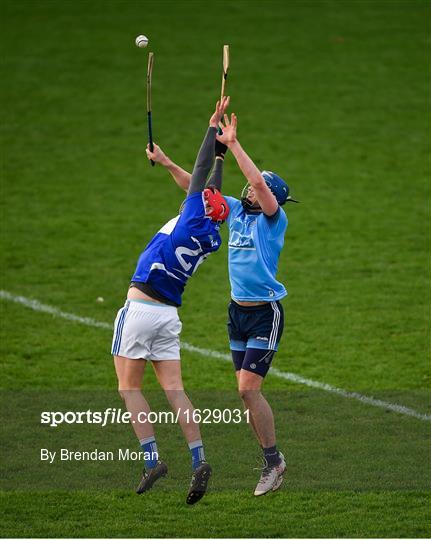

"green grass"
[1,0,430,537]
[2,491,430,538]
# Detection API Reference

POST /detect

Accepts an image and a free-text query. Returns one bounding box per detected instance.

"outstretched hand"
[216,113,237,147]
[209,96,230,128]
[146,143,168,165]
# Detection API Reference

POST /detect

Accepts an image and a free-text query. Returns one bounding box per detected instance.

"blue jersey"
[225,196,287,302]
[131,192,222,306]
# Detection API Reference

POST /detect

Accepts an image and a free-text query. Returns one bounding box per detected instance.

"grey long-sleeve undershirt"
[206,157,224,191]
[187,127,218,196]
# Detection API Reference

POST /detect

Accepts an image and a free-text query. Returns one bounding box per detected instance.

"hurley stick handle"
[147,52,155,166]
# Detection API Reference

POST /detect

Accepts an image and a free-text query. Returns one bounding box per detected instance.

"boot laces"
[254,457,272,478]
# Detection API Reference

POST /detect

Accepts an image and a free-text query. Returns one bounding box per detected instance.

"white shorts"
[111,299,182,361]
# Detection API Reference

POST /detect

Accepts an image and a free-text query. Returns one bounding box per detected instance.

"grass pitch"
[1,0,430,537]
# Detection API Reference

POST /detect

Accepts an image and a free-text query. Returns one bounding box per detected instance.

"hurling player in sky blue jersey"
[147,110,298,497]
[216,112,298,495]
[112,97,230,505]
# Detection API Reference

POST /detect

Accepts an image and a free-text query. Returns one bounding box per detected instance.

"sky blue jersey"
[224,196,288,302]
[131,192,222,306]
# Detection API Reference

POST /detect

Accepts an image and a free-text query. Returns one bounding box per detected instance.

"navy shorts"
[227,300,284,352]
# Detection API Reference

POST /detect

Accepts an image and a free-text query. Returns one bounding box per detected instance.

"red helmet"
[203,187,230,222]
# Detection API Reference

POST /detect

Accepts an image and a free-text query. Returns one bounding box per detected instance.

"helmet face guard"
[203,187,230,222]
[240,184,260,211]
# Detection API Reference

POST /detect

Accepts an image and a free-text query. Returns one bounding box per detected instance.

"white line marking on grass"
[1,289,430,422]
[0,290,112,330]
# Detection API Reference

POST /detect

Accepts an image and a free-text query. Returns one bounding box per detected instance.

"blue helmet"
[261,171,299,205]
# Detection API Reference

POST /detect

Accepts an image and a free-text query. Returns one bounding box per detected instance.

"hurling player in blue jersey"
[147,111,298,497]
[112,96,230,505]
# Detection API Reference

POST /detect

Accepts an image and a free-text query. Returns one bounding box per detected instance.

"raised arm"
[188,96,230,196]
[205,157,223,191]
[146,143,191,192]
[205,140,228,191]
[217,113,278,216]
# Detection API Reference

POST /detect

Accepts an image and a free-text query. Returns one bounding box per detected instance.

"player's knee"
[118,385,141,401]
[238,388,260,403]
[238,388,248,401]
[161,380,184,392]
